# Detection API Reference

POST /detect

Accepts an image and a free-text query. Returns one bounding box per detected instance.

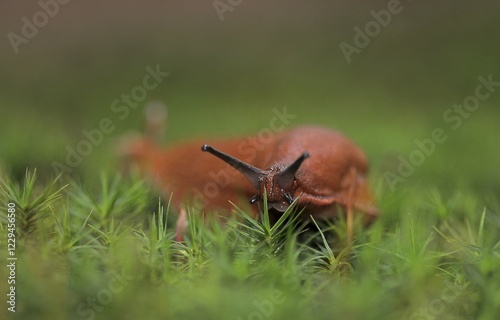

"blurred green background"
[1,0,499,193]
[1,2,500,320]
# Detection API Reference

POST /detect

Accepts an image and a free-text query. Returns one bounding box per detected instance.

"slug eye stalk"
[201,144,263,189]
[202,144,309,210]
[276,152,309,189]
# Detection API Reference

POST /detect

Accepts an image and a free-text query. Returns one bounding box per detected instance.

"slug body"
[121,125,378,225]
[122,136,258,215]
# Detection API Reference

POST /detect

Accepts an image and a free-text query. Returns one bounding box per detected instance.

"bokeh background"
[1,0,499,195]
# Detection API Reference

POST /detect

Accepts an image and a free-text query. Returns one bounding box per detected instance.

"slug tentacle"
[201,144,263,188]
[276,152,309,189]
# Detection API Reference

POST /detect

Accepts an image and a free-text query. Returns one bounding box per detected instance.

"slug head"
[201,144,309,212]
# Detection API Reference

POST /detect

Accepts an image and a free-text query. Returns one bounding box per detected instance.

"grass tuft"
[0,169,67,235]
